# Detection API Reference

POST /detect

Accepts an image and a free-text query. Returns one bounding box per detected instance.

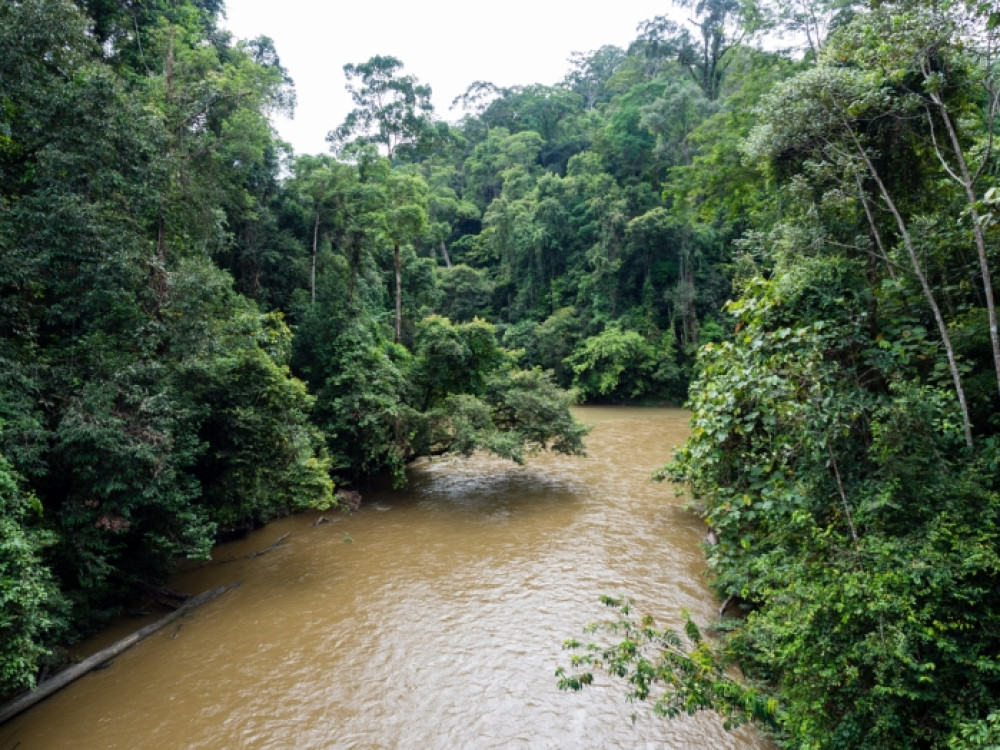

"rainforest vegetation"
[2,0,1000,746]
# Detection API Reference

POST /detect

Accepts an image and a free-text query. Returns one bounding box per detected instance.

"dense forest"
[2,0,1000,746]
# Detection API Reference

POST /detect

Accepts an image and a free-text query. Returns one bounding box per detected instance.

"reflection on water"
[1,407,769,749]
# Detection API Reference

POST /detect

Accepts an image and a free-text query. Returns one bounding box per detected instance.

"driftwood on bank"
[199,531,294,569]
[244,532,291,559]
[0,583,239,726]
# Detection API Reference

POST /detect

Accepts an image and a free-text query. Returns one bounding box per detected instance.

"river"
[1,407,769,749]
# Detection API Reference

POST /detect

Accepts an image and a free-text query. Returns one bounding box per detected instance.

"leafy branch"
[556,596,778,730]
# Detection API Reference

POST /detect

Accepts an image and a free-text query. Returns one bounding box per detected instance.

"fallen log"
[245,532,291,559]
[0,583,239,726]
[195,531,292,569]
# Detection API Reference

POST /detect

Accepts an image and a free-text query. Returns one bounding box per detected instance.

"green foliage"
[475,366,589,460]
[166,260,336,526]
[413,316,505,407]
[294,298,588,484]
[0,444,66,696]
[501,306,584,386]
[435,264,494,322]
[420,364,589,466]
[464,128,545,207]
[949,712,1000,750]
[563,46,628,110]
[567,326,681,401]
[557,596,777,728]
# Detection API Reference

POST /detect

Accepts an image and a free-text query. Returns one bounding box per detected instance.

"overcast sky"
[221,0,674,156]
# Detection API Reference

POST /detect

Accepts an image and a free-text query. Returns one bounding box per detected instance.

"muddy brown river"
[1,407,769,749]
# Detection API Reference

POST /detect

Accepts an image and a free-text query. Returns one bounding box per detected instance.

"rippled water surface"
[2,407,769,749]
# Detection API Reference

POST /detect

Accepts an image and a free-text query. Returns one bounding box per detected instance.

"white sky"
[221,0,674,156]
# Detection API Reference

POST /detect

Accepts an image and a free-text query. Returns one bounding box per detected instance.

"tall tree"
[329,55,434,160]
[287,154,354,304]
[380,171,430,343]
[633,0,763,100]
[562,46,628,110]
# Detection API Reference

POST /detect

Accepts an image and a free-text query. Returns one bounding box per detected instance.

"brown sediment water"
[0,407,770,749]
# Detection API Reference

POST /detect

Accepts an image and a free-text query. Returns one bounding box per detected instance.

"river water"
[1,407,769,749]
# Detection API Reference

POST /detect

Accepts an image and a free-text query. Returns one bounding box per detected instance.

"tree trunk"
[311,212,319,304]
[347,240,359,305]
[853,171,897,280]
[156,210,166,263]
[394,243,402,344]
[440,240,452,268]
[849,129,974,446]
[0,584,239,726]
[925,87,1000,402]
